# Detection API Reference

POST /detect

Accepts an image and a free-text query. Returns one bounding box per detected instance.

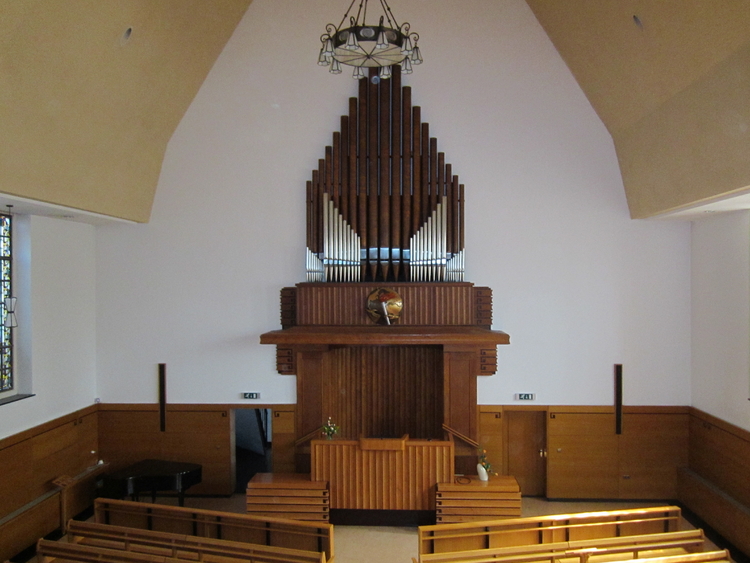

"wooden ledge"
[260,326,510,346]
[359,435,408,451]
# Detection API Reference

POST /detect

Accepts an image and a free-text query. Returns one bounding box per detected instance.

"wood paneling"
[0,406,98,560]
[619,412,688,499]
[547,411,619,499]
[545,407,689,499]
[0,409,98,517]
[478,407,504,475]
[679,408,750,555]
[295,283,478,326]
[272,408,296,475]
[678,467,750,557]
[322,345,443,440]
[688,409,750,508]
[97,405,234,495]
[311,438,453,510]
[0,492,60,561]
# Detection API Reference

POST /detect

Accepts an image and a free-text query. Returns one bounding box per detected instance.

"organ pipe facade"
[306,66,465,283]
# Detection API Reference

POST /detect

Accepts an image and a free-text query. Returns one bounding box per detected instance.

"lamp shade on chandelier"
[318,0,423,79]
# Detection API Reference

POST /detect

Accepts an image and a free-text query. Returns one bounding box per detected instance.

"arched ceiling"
[526,0,750,218]
[0,0,252,223]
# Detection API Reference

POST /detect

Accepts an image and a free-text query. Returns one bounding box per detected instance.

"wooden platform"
[435,475,521,523]
[246,473,329,522]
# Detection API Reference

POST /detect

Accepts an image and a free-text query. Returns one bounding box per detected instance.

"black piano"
[101,459,202,506]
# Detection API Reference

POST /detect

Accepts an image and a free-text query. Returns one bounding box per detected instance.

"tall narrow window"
[0,212,12,392]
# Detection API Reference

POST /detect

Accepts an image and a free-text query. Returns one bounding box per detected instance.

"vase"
[477,463,489,481]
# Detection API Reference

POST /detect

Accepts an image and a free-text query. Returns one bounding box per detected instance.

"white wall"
[692,211,750,431]
[95,0,691,407]
[0,216,97,439]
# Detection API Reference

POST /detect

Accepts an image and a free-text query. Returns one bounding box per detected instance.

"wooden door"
[506,410,546,496]
[547,411,619,498]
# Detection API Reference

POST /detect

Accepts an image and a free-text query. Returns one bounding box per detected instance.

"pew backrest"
[66,520,327,563]
[418,505,682,555]
[94,498,333,562]
[36,539,166,563]
[419,529,705,563]
[416,550,730,563]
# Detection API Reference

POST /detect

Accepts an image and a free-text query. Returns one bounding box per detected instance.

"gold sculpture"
[366,288,403,325]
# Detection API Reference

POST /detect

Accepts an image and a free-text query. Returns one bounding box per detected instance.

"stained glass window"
[0,213,12,392]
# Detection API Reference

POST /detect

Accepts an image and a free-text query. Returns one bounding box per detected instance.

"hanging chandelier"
[318,0,423,80]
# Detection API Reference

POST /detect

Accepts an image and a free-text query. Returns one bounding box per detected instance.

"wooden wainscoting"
[97,404,235,495]
[0,405,99,561]
[679,408,750,556]
[479,405,689,500]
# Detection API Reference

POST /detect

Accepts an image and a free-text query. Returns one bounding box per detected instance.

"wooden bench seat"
[417,529,706,563]
[65,520,327,563]
[418,505,683,555]
[413,550,731,563]
[37,539,170,563]
[94,498,333,562]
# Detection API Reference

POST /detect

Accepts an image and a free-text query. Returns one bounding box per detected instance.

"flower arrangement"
[321,417,339,439]
[478,448,498,476]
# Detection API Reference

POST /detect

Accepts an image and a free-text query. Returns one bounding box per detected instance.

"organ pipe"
[305,65,465,283]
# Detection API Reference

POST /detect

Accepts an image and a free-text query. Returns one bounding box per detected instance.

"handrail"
[442,424,479,448]
[295,427,323,447]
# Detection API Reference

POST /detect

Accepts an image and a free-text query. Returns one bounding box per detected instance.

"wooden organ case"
[260,67,509,509]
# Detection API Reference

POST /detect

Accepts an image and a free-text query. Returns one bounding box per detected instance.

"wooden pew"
[94,498,333,562]
[417,529,706,563]
[413,550,732,563]
[65,520,328,563]
[36,539,167,563]
[418,505,682,555]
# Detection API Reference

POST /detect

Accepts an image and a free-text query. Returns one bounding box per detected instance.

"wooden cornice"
[260,325,509,347]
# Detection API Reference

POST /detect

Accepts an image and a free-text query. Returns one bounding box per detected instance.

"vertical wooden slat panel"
[311,439,453,510]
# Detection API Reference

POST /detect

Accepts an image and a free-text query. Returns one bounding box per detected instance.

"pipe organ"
[306,66,465,283]
[262,64,509,483]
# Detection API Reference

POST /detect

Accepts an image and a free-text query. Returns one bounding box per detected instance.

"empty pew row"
[37,540,324,563]
[418,505,683,555]
[417,529,706,563]
[94,499,333,562]
[413,551,733,563]
[65,520,327,563]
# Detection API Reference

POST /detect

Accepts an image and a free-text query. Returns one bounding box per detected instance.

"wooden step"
[435,475,521,523]
[246,473,329,522]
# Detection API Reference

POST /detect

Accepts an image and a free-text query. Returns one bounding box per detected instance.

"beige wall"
[0,1,250,222]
